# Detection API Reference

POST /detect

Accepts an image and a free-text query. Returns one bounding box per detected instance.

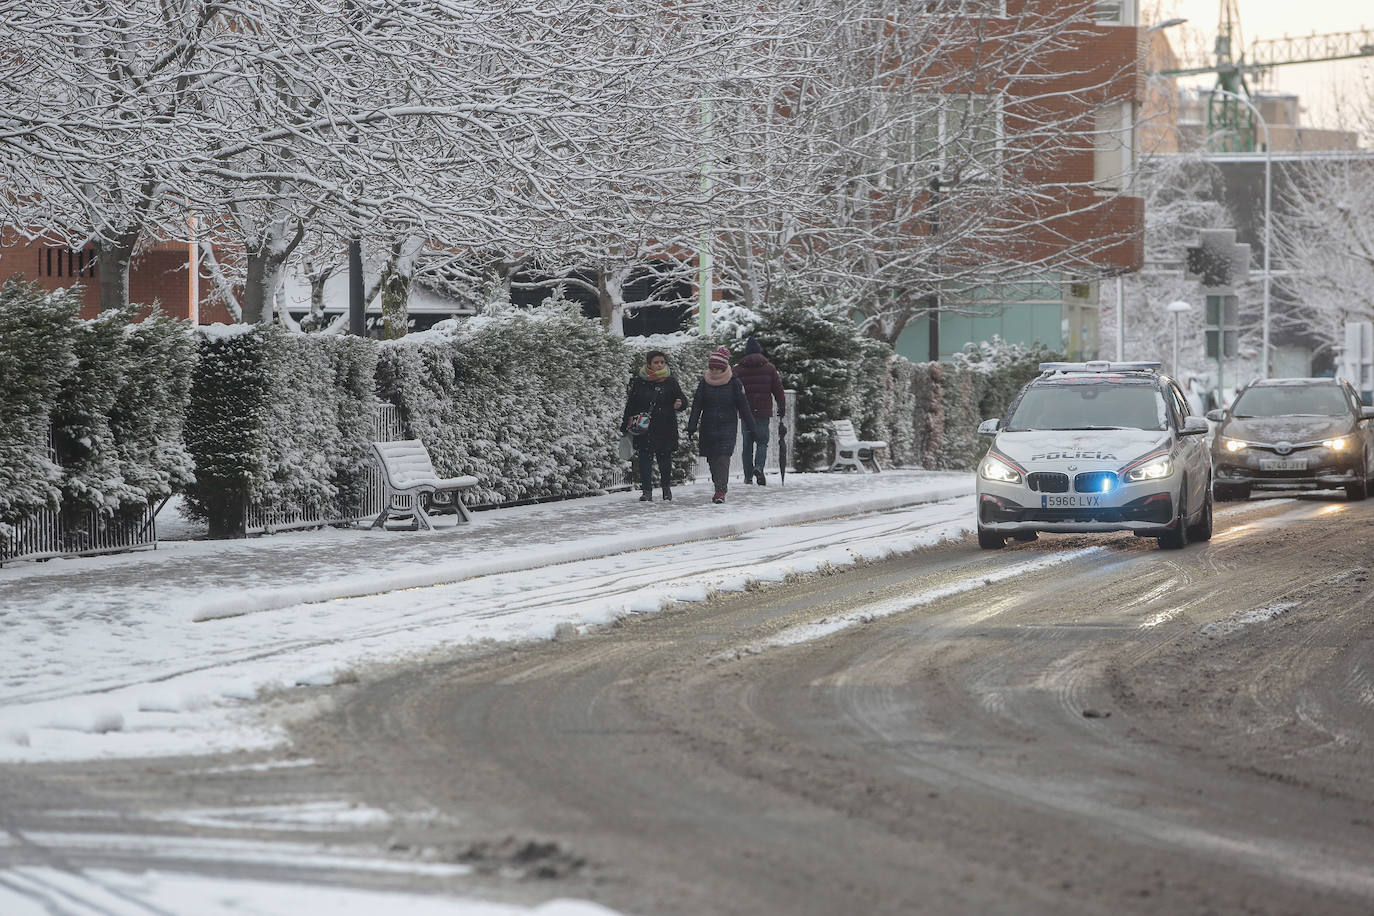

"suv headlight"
[1126,457,1172,481]
[979,455,1022,484]
[1219,437,1247,453]
[1322,435,1352,451]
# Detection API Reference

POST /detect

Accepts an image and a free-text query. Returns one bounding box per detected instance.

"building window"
[1093,101,1135,193]
[1093,0,1136,25]
[886,95,1003,188]
[912,0,1007,15]
[38,247,97,278]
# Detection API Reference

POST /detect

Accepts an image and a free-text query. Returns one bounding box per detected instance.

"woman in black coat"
[686,345,757,504]
[622,350,687,501]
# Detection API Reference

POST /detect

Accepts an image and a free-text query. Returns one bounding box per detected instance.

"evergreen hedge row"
[0,280,197,551]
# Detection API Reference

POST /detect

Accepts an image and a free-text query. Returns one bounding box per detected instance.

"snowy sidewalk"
[0,469,975,764]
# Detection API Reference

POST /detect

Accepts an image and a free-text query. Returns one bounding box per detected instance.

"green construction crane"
[1160,0,1374,152]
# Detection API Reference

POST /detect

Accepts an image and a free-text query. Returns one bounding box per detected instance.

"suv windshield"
[1005,381,1167,431]
[1231,385,1348,418]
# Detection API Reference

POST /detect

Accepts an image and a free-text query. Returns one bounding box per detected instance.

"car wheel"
[1188,477,1213,542]
[1158,481,1189,550]
[1348,456,1368,501]
[977,525,1006,549]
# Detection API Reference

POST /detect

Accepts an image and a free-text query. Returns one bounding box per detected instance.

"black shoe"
[756,471,767,486]
[639,492,652,502]
[662,488,672,501]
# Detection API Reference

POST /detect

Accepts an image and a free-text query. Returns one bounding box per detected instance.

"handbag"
[627,411,652,433]
[617,434,633,460]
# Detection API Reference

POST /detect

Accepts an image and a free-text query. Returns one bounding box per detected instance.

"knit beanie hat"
[708,346,731,371]
[745,337,762,356]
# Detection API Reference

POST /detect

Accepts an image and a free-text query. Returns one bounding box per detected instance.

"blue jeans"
[742,417,771,477]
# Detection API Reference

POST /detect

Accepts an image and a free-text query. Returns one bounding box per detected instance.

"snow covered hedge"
[375,303,706,505]
[183,326,376,536]
[0,281,80,543]
[0,281,198,551]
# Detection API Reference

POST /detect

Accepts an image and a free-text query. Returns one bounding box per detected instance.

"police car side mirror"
[977,418,1000,436]
[1204,409,1226,423]
[1180,416,1209,436]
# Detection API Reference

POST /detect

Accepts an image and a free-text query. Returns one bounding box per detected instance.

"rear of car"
[1207,378,1374,501]
[975,361,1212,550]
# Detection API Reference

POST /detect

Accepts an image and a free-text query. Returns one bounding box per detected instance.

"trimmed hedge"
[183,326,376,536]
[0,280,198,550]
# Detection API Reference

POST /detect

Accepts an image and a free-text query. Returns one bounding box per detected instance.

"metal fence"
[0,427,164,565]
[243,402,404,535]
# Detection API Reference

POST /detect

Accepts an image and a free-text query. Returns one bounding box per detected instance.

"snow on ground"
[0,470,974,765]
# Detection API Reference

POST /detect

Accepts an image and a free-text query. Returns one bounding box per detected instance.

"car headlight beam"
[1221,437,1247,453]
[1322,435,1352,451]
[1126,457,1172,482]
[979,455,1022,484]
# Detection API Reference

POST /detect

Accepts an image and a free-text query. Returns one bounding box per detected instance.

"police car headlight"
[979,455,1022,484]
[1322,435,1352,451]
[1126,457,1172,481]
[1220,437,1247,452]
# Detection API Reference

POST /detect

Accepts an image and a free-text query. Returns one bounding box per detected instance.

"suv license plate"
[1043,495,1102,508]
[1260,458,1307,471]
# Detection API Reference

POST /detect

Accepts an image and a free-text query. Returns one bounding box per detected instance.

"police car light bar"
[1038,360,1162,374]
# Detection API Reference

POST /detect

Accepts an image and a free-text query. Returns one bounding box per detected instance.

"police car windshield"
[1231,385,1348,418]
[1004,381,1167,432]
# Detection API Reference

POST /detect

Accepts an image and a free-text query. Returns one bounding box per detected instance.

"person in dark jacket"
[622,350,687,501]
[687,345,757,504]
[733,336,786,486]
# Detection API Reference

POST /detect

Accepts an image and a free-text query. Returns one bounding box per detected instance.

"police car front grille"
[1074,471,1118,493]
[1027,472,1069,493]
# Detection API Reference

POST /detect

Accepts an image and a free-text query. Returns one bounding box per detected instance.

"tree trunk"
[379,236,422,339]
[96,232,139,311]
[597,267,625,336]
[240,221,306,325]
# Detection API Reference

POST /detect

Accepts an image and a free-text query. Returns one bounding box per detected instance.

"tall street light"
[1209,87,1272,379]
[1167,299,1192,375]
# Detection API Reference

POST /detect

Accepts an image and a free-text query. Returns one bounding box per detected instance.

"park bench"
[829,419,887,473]
[370,439,479,531]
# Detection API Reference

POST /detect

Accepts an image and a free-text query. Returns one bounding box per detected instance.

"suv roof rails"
[1038,360,1162,375]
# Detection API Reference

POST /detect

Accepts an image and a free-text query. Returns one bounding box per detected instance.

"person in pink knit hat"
[686,345,758,504]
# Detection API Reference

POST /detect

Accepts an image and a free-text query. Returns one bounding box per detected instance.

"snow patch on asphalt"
[719,547,1104,659]
[1201,601,1300,638]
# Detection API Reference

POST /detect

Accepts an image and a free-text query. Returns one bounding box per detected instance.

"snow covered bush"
[0,281,80,546]
[184,326,376,536]
[376,302,629,505]
[722,289,893,470]
[50,306,197,524]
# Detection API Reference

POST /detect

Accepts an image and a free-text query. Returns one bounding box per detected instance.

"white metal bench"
[830,419,887,473]
[370,439,479,530]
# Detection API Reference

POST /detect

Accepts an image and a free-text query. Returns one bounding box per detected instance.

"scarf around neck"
[640,365,670,382]
[705,365,732,386]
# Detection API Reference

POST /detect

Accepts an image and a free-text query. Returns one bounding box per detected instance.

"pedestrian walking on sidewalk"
[687,345,757,504]
[733,336,786,486]
[622,350,687,502]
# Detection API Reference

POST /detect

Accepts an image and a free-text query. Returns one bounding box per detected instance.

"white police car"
[975,361,1213,550]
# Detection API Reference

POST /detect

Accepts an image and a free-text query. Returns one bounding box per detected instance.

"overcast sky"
[1152,0,1373,131]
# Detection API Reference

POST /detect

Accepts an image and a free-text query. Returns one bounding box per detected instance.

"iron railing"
[243,402,403,535]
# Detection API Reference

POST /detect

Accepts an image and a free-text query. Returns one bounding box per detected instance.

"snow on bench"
[370,439,479,530]
[830,419,887,473]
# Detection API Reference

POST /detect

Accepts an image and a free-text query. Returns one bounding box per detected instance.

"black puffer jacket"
[687,374,757,457]
[622,372,687,450]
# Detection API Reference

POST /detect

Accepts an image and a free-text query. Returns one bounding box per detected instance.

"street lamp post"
[1167,299,1192,375]
[1209,87,1272,379]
